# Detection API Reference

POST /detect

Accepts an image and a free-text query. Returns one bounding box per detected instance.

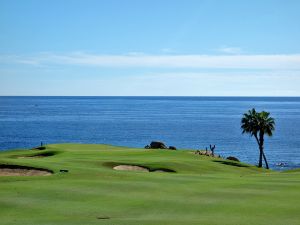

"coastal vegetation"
[0,143,299,225]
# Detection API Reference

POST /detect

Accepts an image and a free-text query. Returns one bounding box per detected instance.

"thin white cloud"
[1,52,300,70]
[2,71,299,96]
[126,51,146,56]
[217,46,243,54]
[161,48,175,53]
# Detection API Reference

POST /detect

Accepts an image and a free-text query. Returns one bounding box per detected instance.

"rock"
[226,156,240,162]
[276,162,286,167]
[168,146,177,150]
[144,145,150,149]
[150,141,168,149]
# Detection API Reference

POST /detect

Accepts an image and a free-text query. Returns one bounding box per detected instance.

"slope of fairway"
[0,144,299,225]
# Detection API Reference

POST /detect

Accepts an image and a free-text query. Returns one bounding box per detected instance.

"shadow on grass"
[32,146,46,150]
[13,151,61,159]
[29,151,59,157]
[213,160,250,168]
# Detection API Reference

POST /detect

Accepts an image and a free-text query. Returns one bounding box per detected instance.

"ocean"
[0,96,299,170]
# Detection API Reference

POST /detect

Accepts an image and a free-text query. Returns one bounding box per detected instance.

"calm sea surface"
[0,96,300,170]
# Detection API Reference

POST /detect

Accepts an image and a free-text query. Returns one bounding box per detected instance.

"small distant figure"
[41,142,43,147]
[205,147,208,155]
[210,144,216,157]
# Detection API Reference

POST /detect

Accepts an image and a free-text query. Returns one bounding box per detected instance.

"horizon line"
[1,95,300,98]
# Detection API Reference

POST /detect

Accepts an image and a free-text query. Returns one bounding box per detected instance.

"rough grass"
[0,143,299,225]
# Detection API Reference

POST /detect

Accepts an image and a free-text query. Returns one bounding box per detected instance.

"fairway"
[0,144,299,225]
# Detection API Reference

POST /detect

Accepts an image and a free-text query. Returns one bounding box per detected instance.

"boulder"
[150,141,168,149]
[226,156,240,162]
[168,146,177,150]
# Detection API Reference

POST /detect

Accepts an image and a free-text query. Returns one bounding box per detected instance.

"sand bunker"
[0,165,53,176]
[113,165,149,172]
[112,164,176,173]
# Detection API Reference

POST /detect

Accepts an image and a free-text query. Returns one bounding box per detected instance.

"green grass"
[0,143,299,225]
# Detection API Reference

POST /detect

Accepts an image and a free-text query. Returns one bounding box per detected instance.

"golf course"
[0,143,299,225]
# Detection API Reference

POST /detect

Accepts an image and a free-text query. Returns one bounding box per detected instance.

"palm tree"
[241,108,275,169]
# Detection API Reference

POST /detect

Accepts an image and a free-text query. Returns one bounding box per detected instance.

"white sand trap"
[0,168,52,176]
[113,165,149,172]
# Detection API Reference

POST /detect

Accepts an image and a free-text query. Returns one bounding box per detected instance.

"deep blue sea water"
[0,96,300,170]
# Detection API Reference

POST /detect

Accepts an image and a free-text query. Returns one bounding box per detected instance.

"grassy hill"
[0,144,299,225]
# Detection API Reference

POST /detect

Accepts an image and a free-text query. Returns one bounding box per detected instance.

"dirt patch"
[0,164,53,176]
[97,216,110,220]
[113,165,149,172]
[193,150,221,158]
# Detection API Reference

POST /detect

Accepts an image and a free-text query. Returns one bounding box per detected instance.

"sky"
[0,0,300,96]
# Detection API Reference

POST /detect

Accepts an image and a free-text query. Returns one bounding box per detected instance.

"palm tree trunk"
[254,135,263,168]
[259,132,267,169]
[262,150,269,169]
[258,146,263,168]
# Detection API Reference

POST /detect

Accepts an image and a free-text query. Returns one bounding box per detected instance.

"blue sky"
[1,0,300,96]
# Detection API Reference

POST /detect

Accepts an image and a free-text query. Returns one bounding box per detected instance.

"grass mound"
[0,143,299,225]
